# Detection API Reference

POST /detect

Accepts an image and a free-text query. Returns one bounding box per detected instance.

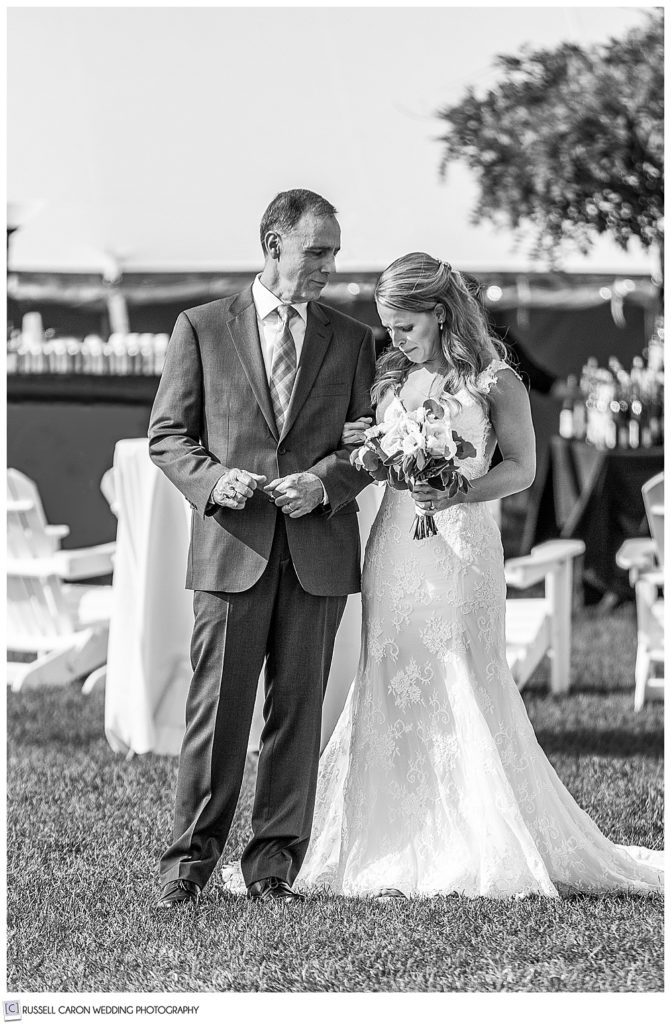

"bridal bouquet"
[350,394,476,539]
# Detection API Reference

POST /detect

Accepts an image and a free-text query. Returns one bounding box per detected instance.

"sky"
[7,3,658,274]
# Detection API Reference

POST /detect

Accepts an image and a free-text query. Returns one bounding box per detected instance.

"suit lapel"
[225,288,279,440]
[281,301,333,440]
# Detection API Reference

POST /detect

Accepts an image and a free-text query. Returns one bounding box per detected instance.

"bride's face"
[376,303,443,365]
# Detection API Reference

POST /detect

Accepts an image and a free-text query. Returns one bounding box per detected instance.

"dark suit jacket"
[148,287,375,595]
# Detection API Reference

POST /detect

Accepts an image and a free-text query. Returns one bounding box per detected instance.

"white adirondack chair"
[616,472,664,710]
[7,469,116,580]
[504,539,586,695]
[7,469,115,691]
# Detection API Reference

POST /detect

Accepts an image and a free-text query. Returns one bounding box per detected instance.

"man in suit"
[149,189,375,907]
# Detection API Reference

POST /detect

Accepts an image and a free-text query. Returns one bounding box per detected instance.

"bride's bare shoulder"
[477,357,524,395]
[375,387,397,423]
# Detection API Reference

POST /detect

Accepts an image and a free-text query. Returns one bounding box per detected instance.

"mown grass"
[6,604,663,993]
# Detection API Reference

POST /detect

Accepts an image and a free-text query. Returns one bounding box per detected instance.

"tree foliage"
[437,11,663,263]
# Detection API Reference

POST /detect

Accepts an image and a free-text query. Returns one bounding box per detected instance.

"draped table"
[523,436,664,600]
[104,438,383,757]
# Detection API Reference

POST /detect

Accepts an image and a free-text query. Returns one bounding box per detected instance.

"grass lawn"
[6,604,663,993]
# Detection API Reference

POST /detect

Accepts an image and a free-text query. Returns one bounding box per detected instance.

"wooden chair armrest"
[54,542,116,580]
[8,544,116,580]
[616,538,659,586]
[45,524,70,540]
[505,540,585,590]
[6,499,35,513]
[7,556,61,578]
[639,568,664,587]
[616,537,656,570]
[529,539,586,561]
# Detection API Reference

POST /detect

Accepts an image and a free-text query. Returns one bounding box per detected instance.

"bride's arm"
[341,416,373,445]
[414,370,536,510]
[341,387,396,444]
[464,371,536,501]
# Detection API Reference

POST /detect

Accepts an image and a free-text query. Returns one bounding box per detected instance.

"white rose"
[425,418,447,442]
[426,433,446,456]
[379,429,402,456]
[401,433,422,455]
[398,419,421,453]
[425,419,458,459]
[443,432,458,460]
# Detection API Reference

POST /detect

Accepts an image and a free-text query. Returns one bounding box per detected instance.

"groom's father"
[149,189,375,906]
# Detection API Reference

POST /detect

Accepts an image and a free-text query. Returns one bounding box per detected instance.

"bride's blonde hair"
[372,252,506,408]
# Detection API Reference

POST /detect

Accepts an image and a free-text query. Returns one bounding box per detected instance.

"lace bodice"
[387,358,520,481]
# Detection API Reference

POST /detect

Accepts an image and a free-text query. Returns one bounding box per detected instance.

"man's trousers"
[159,513,347,889]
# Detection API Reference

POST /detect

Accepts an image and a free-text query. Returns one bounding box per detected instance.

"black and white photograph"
[4,1,665,1010]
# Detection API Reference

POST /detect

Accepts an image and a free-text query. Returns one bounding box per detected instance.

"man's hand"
[341,416,373,446]
[212,468,267,510]
[264,473,324,518]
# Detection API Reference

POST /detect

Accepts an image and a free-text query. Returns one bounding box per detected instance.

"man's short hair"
[260,189,337,253]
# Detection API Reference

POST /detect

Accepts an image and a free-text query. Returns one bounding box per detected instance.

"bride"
[295,252,664,899]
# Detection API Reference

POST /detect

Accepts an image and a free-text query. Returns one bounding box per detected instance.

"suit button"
[278,445,287,454]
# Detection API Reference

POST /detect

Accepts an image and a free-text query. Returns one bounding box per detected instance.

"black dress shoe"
[247,877,305,903]
[374,887,407,900]
[155,878,201,909]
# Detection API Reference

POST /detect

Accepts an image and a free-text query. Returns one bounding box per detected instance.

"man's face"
[273,212,341,302]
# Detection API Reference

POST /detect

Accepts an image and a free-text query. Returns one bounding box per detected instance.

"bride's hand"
[341,417,373,445]
[412,481,464,513]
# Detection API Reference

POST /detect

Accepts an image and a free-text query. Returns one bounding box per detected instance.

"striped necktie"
[269,304,298,433]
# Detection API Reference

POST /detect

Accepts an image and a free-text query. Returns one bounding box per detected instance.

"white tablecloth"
[104,438,382,757]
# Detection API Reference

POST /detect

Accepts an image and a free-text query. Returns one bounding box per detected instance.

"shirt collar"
[252,275,308,324]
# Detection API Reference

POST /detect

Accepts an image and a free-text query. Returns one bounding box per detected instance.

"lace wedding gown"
[295,360,664,898]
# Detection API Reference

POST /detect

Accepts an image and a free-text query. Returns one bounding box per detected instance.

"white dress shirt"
[251,275,308,379]
[249,274,329,505]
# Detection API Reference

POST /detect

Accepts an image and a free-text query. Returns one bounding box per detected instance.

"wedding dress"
[296,359,664,898]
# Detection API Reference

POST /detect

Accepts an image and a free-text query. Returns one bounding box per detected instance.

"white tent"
[7,6,656,277]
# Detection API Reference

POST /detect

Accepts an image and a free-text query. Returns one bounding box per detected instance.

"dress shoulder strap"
[477,358,523,394]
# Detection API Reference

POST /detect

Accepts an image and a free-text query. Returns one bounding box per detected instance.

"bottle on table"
[585,369,616,449]
[7,328,21,374]
[646,386,664,447]
[628,378,644,449]
[614,367,633,449]
[559,375,587,440]
[82,335,106,374]
[65,338,84,374]
[152,334,169,375]
[559,375,577,439]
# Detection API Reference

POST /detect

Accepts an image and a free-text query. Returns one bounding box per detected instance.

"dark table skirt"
[524,437,664,598]
[8,374,158,548]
